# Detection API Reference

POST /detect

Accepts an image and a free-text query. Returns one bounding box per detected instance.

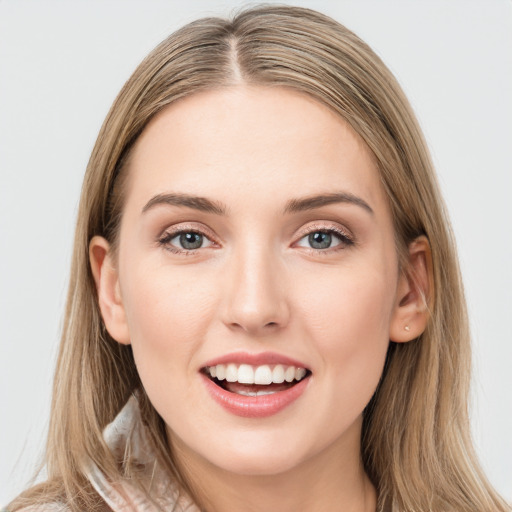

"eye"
[295,228,353,251]
[159,230,214,252]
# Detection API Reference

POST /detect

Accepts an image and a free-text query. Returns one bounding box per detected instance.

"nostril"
[227,319,280,334]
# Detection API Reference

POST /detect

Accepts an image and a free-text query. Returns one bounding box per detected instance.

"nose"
[221,244,290,336]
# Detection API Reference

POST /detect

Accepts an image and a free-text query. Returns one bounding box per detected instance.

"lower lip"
[201,374,310,418]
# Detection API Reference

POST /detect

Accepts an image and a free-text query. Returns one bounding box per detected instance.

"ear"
[89,236,131,345]
[389,235,433,343]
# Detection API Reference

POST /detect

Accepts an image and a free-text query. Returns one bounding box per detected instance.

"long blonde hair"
[9,5,510,512]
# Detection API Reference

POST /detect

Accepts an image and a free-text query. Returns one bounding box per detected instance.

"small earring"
[404,325,410,332]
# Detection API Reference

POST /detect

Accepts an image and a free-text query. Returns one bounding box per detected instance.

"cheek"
[119,260,218,383]
[297,259,395,338]
[296,261,395,400]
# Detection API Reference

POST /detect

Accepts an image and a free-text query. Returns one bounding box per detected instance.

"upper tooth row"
[207,364,307,385]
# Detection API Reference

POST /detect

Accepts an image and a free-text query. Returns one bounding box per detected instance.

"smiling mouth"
[202,363,311,396]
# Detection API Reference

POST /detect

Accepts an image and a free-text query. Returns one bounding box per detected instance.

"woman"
[6,5,510,512]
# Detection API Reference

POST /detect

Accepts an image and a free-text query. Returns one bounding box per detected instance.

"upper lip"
[201,351,309,370]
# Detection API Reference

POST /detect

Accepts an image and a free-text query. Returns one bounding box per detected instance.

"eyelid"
[292,221,355,250]
[156,220,354,254]
[157,222,220,251]
[294,221,354,240]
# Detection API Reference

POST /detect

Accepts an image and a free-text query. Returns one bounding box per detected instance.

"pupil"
[180,232,203,250]
[309,232,331,249]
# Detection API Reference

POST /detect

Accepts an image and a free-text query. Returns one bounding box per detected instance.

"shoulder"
[3,504,71,512]
[4,500,113,512]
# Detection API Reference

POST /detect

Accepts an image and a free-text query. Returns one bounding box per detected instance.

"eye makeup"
[156,222,219,255]
[156,219,356,257]
[293,221,355,254]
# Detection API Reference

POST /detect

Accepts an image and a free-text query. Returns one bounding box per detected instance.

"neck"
[171,417,377,512]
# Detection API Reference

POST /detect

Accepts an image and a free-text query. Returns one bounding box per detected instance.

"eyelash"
[295,224,355,254]
[157,224,354,255]
[157,226,216,255]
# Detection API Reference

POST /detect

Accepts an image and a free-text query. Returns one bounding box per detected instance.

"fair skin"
[90,86,430,512]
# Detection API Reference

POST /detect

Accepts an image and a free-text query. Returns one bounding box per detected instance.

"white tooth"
[257,390,277,396]
[284,366,296,383]
[295,367,306,381]
[238,364,255,384]
[236,389,258,396]
[254,365,272,385]
[215,364,226,381]
[209,366,217,378]
[226,363,238,382]
[272,365,285,383]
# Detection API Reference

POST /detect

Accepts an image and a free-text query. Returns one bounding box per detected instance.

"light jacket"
[12,396,201,512]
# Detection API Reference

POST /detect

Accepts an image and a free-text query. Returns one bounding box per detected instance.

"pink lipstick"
[200,352,311,418]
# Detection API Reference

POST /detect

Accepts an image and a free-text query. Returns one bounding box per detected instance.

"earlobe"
[389,236,433,343]
[89,236,131,345]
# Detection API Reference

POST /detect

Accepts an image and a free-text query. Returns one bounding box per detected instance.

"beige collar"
[87,395,200,512]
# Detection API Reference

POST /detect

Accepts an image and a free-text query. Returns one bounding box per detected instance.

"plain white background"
[1,0,511,505]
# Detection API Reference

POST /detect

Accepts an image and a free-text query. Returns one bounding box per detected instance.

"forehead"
[125,85,386,215]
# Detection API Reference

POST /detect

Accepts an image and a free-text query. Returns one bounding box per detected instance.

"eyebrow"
[284,192,374,215]
[141,191,373,216]
[142,193,227,215]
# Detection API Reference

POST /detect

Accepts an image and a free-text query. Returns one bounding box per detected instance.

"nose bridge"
[222,236,289,334]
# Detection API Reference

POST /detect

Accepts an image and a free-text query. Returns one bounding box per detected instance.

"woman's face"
[99,86,408,476]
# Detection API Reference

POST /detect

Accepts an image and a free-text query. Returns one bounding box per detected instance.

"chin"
[195,430,314,477]
[212,449,307,477]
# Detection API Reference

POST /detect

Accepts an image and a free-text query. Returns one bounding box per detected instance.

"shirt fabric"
[9,396,201,512]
